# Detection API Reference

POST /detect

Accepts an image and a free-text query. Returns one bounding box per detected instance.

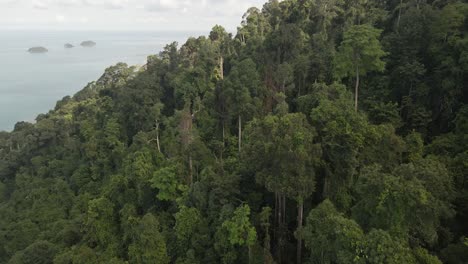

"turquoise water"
[0,30,200,131]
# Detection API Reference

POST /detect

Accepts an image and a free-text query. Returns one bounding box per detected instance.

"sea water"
[0,30,200,131]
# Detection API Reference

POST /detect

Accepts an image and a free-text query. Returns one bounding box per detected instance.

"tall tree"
[335,24,386,111]
[210,25,231,81]
[222,204,257,263]
[225,59,260,153]
[305,83,368,210]
[244,113,321,263]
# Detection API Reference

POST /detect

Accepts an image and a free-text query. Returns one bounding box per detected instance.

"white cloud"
[33,0,49,9]
[144,0,181,12]
[0,0,266,31]
[55,14,65,22]
[0,0,21,7]
[55,0,82,7]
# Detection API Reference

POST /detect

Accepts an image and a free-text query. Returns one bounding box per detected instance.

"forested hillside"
[1,0,468,263]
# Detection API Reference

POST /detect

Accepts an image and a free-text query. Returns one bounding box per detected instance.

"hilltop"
[1,0,467,263]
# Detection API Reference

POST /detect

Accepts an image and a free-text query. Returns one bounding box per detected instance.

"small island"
[28,47,48,53]
[64,43,74,48]
[80,41,96,47]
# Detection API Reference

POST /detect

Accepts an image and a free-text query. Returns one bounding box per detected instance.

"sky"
[0,0,266,32]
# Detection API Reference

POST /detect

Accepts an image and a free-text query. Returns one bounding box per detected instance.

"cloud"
[0,0,21,7]
[144,0,181,12]
[22,0,130,10]
[103,2,124,9]
[2,0,263,15]
[0,0,266,31]
[55,0,82,7]
[81,0,129,9]
[142,0,261,18]
[55,14,65,22]
[33,0,49,9]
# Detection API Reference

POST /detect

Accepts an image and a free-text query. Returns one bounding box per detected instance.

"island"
[80,40,96,47]
[64,43,74,48]
[27,47,48,53]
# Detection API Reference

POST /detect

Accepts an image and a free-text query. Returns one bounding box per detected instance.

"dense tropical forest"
[1,0,468,263]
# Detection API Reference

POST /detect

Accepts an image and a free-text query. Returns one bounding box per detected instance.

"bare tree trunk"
[277,193,282,264]
[264,228,271,264]
[355,65,360,112]
[222,120,226,143]
[282,195,286,225]
[277,46,282,64]
[238,115,242,153]
[297,201,304,264]
[278,193,282,228]
[156,121,161,153]
[189,155,193,186]
[274,192,278,235]
[397,0,403,31]
[298,82,301,97]
[323,175,329,198]
[298,75,305,97]
[220,56,224,80]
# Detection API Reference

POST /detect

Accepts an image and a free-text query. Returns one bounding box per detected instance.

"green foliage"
[3,220,40,258]
[8,240,57,264]
[53,245,102,264]
[1,0,467,263]
[308,83,367,209]
[303,200,364,264]
[0,180,6,202]
[404,131,424,162]
[128,214,170,264]
[225,59,260,118]
[245,113,320,202]
[353,161,454,246]
[335,24,386,79]
[335,24,386,111]
[440,238,468,264]
[222,204,257,247]
[84,197,119,254]
[151,164,188,202]
[363,229,416,264]
[352,165,428,236]
[413,247,442,264]
[360,124,405,171]
[174,206,203,243]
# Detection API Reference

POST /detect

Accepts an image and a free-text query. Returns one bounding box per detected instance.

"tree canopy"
[1,0,467,263]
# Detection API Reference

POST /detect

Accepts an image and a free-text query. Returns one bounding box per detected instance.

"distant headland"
[28,47,48,53]
[80,41,96,47]
[64,43,74,48]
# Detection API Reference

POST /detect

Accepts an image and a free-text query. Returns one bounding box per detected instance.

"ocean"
[0,30,201,131]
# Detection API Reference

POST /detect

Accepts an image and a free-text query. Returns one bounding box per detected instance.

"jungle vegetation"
[1,0,468,263]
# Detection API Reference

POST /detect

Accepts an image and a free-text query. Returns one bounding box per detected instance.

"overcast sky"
[0,0,266,31]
